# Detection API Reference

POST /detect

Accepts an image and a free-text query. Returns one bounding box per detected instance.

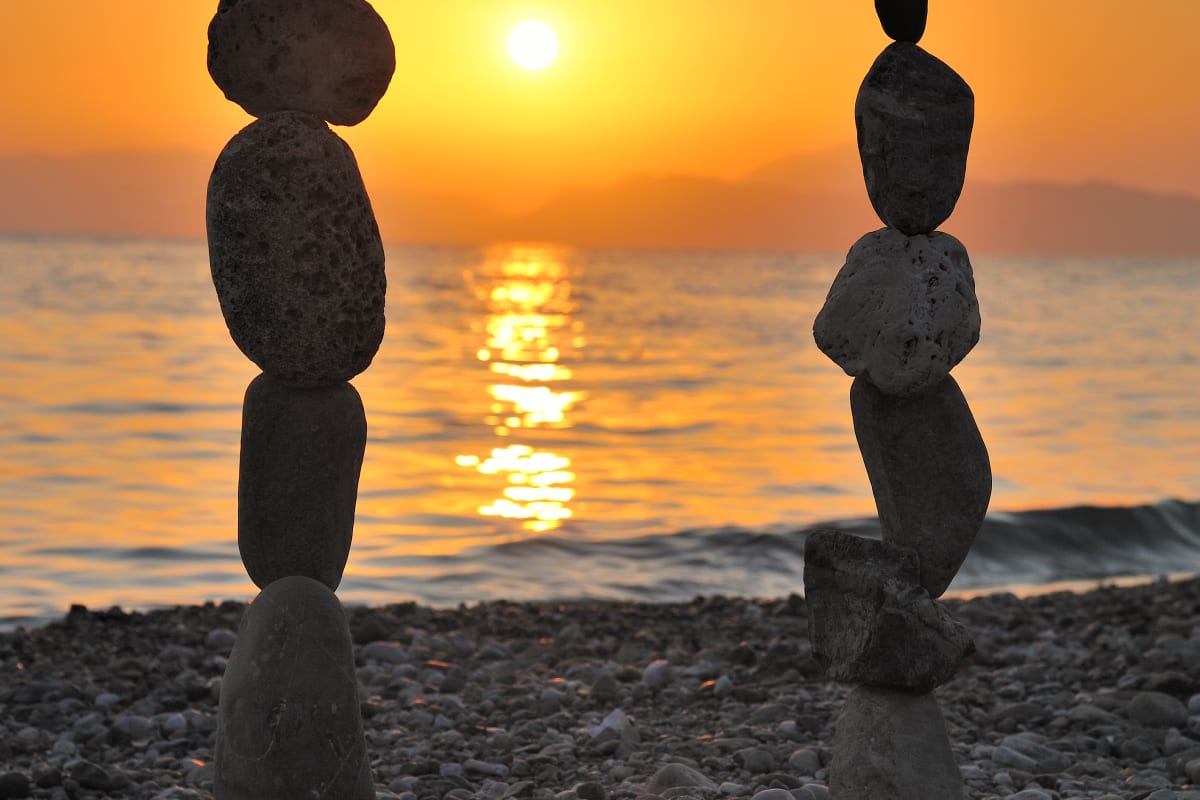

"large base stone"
[239,374,366,591]
[803,530,974,692]
[208,0,395,126]
[852,375,991,598]
[813,228,979,397]
[856,42,973,234]
[215,576,373,799]
[830,685,962,800]
[207,111,387,387]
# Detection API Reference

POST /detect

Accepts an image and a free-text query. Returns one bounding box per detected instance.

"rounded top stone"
[874,0,928,44]
[207,0,396,126]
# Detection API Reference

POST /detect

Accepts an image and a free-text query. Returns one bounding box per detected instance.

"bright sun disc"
[508,20,558,71]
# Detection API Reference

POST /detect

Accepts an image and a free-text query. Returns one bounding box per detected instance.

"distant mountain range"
[2,149,1198,256]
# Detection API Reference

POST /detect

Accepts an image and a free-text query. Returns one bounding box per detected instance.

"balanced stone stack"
[202,1,394,797]
[804,2,989,798]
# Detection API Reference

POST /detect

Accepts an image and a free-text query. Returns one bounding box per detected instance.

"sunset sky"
[2,2,1198,234]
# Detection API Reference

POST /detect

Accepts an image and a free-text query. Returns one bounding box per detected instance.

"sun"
[508,20,559,71]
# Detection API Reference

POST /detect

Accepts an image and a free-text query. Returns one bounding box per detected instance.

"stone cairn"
[803,2,990,798]
[202,1,394,797]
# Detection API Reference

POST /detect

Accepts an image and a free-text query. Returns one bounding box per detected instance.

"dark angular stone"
[856,43,974,234]
[831,685,963,800]
[208,0,395,126]
[215,576,373,799]
[875,0,928,43]
[803,530,974,692]
[851,375,991,598]
[239,373,366,591]
[207,111,386,386]
[813,228,979,397]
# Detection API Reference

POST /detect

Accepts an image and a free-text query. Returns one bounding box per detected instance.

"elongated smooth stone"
[239,373,366,590]
[208,111,386,387]
[851,375,991,598]
[215,576,374,799]
[856,43,973,234]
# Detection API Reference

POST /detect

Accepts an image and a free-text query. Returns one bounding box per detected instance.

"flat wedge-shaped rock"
[239,374,366,591]
[875,0,927,43]
[852,375,991,597]
[208,0,395,126]
[813,228,979,396]
[856,42,973,234]
[831,685,963,800]
[215,576,374,800]
[803,530,974,692]
[208,111,386,386]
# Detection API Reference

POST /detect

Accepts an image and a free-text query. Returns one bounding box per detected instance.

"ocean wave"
[460,499,1200,602]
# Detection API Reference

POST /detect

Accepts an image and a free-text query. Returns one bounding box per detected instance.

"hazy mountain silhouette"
[0,150,213,240]
[1,149,1197,255]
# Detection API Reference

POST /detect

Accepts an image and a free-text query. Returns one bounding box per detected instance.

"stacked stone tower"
[202,1,395,797]
[803,2,990,798]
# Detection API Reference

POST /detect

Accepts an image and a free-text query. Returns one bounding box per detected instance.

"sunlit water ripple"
[0,234,1197,627]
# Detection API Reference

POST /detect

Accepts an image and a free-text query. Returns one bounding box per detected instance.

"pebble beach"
[2,577,1200,800]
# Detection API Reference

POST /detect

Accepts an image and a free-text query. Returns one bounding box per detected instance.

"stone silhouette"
[203,1,393,796]
[806,5,988,798]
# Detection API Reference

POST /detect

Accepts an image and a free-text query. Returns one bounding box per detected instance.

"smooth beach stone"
[207,111,386,386]
[207,0,395,126]
[1129,691,1190,728]
[856,43,974,234]
[813,228,980,396]
[852,374,992,598]
[215,576,373,799]
[831,685,963,800]
[239,373,366,591]
[645,763,717,795]
[875,0,928,43]
[803,530,974,692]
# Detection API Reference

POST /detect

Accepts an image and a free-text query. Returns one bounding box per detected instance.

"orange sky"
[2,2,1199,214]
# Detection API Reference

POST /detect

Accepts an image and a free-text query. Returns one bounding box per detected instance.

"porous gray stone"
[856,42,974,234]
[830,685,962,800]
[813,228,979,397]
[215,576,373,799]
[207,0,395,126]
[238,373,366,590]
[875,0,927,43]
[803,529,974,692]
[852,374,991,598]
[207,111,386,386]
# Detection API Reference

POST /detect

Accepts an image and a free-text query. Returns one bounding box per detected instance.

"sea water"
[0,234,1197,627]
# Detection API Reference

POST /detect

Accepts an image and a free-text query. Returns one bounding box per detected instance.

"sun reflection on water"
[458,245,583,532]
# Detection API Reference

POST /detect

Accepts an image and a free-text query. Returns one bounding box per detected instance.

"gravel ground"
[3,577,1200,799]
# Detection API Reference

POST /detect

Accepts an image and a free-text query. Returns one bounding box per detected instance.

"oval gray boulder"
[851,375,991,598]
[207,0,395,126]
[856,42,973,234]
[813,228,979,397]
[238,373,366,591]
[207,111,386,386]
[215,576,373,799]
